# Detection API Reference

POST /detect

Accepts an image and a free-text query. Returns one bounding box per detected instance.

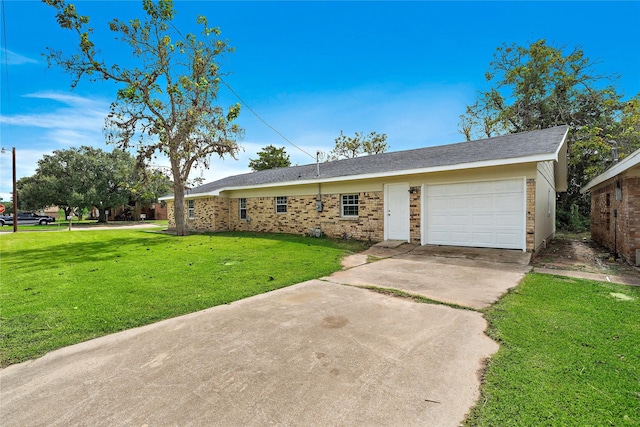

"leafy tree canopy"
[459,39,640,229]
[249,145,291,171]
[43,0,243,235]
[328,131,388,160]
[17,147,171,222]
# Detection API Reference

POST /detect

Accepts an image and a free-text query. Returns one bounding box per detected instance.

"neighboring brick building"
[581,148,640,266]
[163,126,570,252]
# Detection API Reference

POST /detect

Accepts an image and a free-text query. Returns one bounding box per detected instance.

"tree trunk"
[173,184,188,236]
[98,208,108,223]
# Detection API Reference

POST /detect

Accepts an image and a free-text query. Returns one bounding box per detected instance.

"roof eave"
[580,148,640,194]
[161,153,557,201]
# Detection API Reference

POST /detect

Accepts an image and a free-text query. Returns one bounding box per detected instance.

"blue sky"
[1,1,639,203]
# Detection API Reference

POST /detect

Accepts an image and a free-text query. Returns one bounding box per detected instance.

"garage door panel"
[496,233,521,246]
[494,180,523,192]
[449,215,471,226]
[450,231,471,244]
[496,213,522,227]
[431,198,467,210]
[429,214,452,226]
[429,231,450,243]
[472,214,494,226]
[469,196,493,210]
[471,232,493,245]
[425,179,525,250]
[495,194,522,209]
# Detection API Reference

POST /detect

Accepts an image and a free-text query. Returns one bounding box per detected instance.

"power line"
[167,20,315,160]
[1,0,10,118]
[218,78,315,160]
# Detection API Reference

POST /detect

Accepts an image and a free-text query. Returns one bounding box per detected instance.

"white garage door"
[425,179,525,250]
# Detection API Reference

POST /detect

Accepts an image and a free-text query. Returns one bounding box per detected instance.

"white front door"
[385,183,410,241]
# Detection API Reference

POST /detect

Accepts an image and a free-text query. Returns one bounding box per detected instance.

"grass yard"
[0,229,365,367]
[465,273,640,426]
[0,219,169,232]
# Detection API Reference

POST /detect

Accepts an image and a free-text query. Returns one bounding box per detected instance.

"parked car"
[0,212,56,226]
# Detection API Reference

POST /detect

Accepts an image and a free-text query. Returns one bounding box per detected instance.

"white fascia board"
[159,189,222,201]
[553,126,569,160]
[580,148,640,194]
[160,153,557,201]
[553,128,570,192]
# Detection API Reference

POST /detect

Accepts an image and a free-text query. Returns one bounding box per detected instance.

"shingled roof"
[173,125,568,198]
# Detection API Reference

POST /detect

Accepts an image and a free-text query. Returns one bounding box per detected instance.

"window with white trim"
[341,194,359,217]
[275,196,287,213]
[187,200,195,219]
[239,198,247,219]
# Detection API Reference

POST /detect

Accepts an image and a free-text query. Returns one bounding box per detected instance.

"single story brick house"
[162,125,569,252]
[581,147,640,265]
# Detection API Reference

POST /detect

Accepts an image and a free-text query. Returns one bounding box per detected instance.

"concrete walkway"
[0,245,528,426]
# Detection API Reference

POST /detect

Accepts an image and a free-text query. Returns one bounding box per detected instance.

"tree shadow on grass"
[1,231,176,274]
[2,230,365,275]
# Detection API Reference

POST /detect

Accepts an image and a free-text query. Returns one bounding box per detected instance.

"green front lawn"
[466,273,640,426]
[0,230,365,367]
[0,219,169,232]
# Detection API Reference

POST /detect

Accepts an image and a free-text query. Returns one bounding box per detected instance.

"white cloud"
[0,92,108,137]
[0,82,474,196]
[0,92,111,196]
[2,49,38,65]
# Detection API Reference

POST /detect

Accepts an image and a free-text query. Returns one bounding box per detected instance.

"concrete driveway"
[333,244,531,310]
[0,245,529,426]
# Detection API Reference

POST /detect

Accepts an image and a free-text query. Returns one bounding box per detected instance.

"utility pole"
[12,147,17,233]
[1,147,18,232]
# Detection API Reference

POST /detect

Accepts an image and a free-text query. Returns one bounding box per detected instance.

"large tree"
[459,39,639,229]
[131,167,173,207]
[44,0,243,235]
[83,147,137,223]
[248,145,291,171]
[17,147,95,218]
[328,131,388,160]
[17,147,170,222]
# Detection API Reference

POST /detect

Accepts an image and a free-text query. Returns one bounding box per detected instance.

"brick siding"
[167,179,539,251]
[590,176,640,265]
[409,187,421,244]
[170,191,385,242]
[526,179,536,251]
[167,197,230,232]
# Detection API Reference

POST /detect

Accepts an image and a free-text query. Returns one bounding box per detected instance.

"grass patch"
[0,230,365,367]
[466,273,640,426]
[0,219,169,232]
[353,284,478,312]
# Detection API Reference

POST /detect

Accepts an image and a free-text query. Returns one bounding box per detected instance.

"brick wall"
[590,176,640,265]
[409,187,421,244]
[167,197,230,232]
[227,192,385,241]
[167,201,175,228]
